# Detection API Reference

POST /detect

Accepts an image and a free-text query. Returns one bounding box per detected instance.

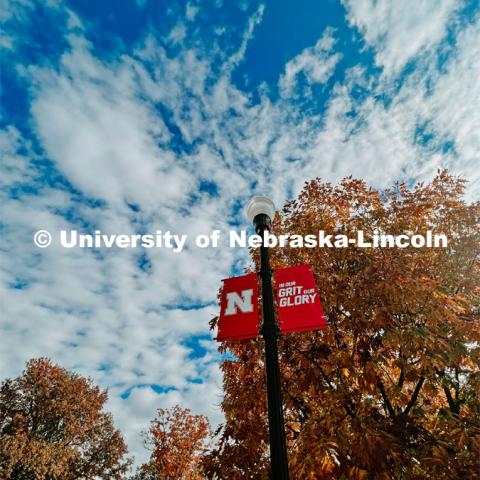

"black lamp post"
[246,196,290,480]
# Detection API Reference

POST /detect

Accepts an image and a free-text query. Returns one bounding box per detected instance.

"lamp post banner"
[275,264,327,333]
[217,273,259,341]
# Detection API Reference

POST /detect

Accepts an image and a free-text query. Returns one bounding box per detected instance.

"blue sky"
[1,0,479,468]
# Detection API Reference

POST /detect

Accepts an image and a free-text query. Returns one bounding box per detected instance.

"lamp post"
[246,196,290,480]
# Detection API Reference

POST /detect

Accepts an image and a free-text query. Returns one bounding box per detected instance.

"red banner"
[217,273,259,341]
[275,264,327,333]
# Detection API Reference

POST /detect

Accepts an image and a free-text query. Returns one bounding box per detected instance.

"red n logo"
[224,289,254,315]
[217,274,259,341]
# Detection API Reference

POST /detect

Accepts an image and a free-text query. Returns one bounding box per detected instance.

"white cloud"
[279,29,341,97]
[0,0,63,51]
[224,3,265,71]
[168,22,187,44]
[0,0,34,50]
[0,126,35,186]
[186,2,199,22]
[412,15,480,197]
[343,0,461,75]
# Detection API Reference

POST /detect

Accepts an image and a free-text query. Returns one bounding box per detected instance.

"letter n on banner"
[217,273,259,341]
[275,264,327,334]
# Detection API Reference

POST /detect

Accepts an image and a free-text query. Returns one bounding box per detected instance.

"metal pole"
[254,213,290,480]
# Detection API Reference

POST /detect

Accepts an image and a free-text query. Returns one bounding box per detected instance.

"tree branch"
[403,376,425,415]
[436,368,461,414]
[397,365,405,390]
[443,385,460,414]
[285,423,300,439]
[283,385,311,422]
[376,378,395,417]
[397,349,405,390]
[291,345,357,418]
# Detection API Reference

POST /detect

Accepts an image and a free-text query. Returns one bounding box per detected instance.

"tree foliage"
[206,171,480,479]
[139,405,211,479]
[129,461,158,480]
[0,358,131,479]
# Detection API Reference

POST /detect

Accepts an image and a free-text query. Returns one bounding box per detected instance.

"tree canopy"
[206,171,480,479]
[0,358,131,479]
[139,405,211,479]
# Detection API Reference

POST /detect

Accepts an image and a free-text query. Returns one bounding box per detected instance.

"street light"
[246,196,276,226]
[246,196,290,480]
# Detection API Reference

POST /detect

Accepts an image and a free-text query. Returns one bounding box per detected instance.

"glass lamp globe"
[246,196,276,224]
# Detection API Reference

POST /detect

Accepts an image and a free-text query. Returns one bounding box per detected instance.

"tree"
[137,405,211,480]
[0,358,131,479]
[129,461,158,480]
[206,171,480,479]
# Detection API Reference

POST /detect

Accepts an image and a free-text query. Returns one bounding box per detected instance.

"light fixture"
[245,196,276,224]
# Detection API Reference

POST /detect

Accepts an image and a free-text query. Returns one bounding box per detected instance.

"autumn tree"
[0,357,131,479]
[206,171,480,479]
[136,405,211,480]
[129,461,158,480]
